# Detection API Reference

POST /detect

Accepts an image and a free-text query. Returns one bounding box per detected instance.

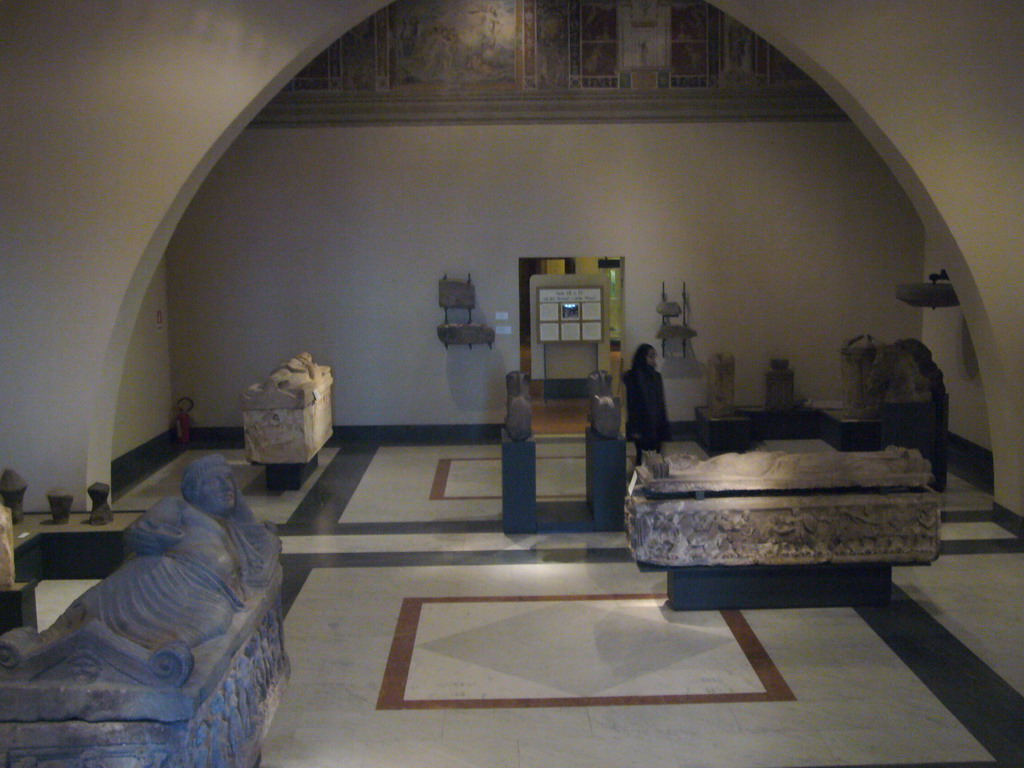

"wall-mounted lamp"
[896,269,960,308]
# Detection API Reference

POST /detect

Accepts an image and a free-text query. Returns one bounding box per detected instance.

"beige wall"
[164,121,923,428]
[1,0,1020,512]
[113,260,173,458]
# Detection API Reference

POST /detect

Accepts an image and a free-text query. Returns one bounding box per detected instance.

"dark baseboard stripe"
[187,426,245,448]
[991,501,1024,537]
[110,430,183,499]
[331,423,502,444]
[947,432,994,494]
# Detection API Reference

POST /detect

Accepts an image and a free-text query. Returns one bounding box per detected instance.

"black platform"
[695,406,751,453]
[263,453,319,491]
[819,409,882,452]
[0,581,38,634]
[661,563,893,610]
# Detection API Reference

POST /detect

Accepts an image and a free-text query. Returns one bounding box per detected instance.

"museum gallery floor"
[35,438,1023,767]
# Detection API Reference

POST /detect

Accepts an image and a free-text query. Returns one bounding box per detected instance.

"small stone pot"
[47,489,73,524]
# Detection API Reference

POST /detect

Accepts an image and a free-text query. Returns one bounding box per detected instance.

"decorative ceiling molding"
[251,89,847,127]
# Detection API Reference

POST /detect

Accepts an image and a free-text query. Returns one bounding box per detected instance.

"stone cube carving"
[0,455,288,768]
[241,352,333,465]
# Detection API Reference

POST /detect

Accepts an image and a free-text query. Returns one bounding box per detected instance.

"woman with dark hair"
[623,343,671,459]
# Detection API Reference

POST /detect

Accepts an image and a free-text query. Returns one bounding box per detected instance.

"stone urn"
[765,358,795,412]
[841,335,880,419]
[46,489,73,524]
[87,481,113,526]
[0,469,27,525]
[504,371,532,442]
[587,370,621,439]
[707,353,736,418]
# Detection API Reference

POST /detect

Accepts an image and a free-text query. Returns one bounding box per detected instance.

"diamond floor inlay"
[378,595,794,709]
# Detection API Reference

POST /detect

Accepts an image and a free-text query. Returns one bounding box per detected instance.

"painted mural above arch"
[254,0,844,125]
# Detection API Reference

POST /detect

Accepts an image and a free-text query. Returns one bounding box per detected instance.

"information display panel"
[537,287,603,343]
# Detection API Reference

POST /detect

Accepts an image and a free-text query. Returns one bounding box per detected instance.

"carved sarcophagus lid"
[635,446,934,495]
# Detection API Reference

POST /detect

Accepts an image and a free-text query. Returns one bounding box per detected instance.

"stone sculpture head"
[182,455,236,518]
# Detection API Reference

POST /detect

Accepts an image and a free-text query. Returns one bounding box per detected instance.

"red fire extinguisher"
[175,397,194,444]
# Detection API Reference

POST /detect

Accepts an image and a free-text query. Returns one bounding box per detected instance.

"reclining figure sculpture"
[0,454,288,768]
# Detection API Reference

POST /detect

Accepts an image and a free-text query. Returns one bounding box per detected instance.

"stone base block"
[0,582,36,635]
[664,563,893,610]
[820,409,882,452]
[264,453,318,491]
[695,407,751,453]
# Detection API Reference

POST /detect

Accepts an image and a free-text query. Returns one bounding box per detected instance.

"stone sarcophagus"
[626,447,940,568]
[240,352,333,466]
[0,455,289,768]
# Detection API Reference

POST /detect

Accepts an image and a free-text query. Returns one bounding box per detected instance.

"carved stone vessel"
[46,489,72,524]
[626,447,940,568]
[587,370,621,439]
[87,481,113,526]
[0,470,27,526]
[0,455,289,768]
[764,358,794,411]
[841,335,880,419]
[241,352,333,466]
[707,353,735,417]
[504,371,533,442]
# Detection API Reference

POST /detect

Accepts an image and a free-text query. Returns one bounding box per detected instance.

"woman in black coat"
[623,343,671,459]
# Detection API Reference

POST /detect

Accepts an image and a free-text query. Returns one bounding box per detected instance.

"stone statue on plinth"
[587,370,621,439]
[504,371,532,441]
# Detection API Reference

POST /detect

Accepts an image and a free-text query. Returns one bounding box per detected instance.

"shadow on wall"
[661,353,704,380]
[444,341,508,415]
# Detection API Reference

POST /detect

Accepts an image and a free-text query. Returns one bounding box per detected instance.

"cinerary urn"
[240,352,333,466]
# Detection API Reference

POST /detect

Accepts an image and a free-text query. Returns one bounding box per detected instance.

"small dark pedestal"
[664,564,893,610]
[695,407,751,453]
[738,407,822,441]
[0,581,38,634]
[263,453,318,491]
[502,433,537,534]
[585,428,626,532]
[819,410,882,452]
[882,394,948,490]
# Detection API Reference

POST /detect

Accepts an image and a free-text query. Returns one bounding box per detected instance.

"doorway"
[517,257,624,434]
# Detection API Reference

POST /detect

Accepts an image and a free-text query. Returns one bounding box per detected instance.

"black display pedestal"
[659,563,893,610]
[264,453,318,491]
[738,407,822,441]
[502,434,536,534]
[0,581,38,634]
[881,395,948,490]
[819,410,882,452]
[695,407,751,453]
[585,429,626,532]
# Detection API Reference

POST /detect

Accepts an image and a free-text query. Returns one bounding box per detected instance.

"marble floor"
[36,436,1024,768]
